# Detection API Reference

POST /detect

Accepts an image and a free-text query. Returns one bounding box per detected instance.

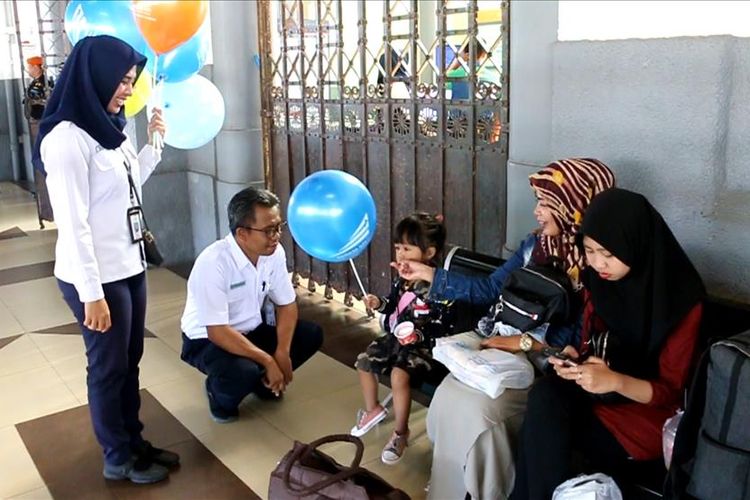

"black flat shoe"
[254,385,284,401]
[133,440,180,468]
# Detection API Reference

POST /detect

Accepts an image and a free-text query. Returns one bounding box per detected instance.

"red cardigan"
[580,294,703,460]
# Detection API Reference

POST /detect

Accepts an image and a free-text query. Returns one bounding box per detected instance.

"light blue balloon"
[288,171,377,263]
[154,21,210,83]
[157,75,225,150]
[64,0,151,58]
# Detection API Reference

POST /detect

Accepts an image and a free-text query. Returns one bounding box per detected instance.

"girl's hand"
[550,345,580,379]
[147,108,166,145]
[390,260,436,283]
[364,294,381,310]
[480,335,523,353]
[84,299,111,333]
[575,357,622,394]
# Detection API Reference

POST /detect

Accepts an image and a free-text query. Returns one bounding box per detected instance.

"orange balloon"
[132,0,208,55]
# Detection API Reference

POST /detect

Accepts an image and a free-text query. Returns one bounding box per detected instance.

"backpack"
[498,265,573,332]
[666,330,750,500]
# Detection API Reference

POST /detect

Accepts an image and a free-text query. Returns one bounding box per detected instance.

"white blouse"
[42,121,161,302]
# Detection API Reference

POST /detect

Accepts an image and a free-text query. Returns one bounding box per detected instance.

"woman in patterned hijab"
[529,158,615,289]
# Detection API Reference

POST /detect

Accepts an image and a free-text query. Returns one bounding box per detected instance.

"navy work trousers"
[181,321,323,411]
[58,272,147,467]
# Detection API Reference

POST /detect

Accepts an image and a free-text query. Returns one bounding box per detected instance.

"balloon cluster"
[64,0,224,149]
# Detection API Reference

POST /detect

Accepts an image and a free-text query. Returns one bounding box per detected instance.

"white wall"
[550,36,750,303]
[558,1,750,41]
[507,1,750,304]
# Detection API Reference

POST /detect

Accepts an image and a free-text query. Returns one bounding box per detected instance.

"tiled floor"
[0,182,433,499]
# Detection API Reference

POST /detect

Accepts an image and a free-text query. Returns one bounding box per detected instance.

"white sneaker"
[350,406,388,437]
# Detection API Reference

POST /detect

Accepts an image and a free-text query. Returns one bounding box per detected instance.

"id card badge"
[127,206,145,243]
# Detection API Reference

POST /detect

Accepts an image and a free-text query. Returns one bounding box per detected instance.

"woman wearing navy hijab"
[37,35,176,484]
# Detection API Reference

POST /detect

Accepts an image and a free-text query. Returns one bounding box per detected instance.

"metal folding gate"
[258,0,509,303]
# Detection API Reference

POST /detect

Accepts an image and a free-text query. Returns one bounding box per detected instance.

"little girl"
[352,213,454,465]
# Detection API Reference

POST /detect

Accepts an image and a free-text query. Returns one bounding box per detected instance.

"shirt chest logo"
[230,280,246,290]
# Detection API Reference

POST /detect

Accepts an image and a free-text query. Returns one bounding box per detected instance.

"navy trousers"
[58,272,147,467]
[181,321,324,411]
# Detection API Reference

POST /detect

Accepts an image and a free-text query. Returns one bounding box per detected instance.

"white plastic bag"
[432,331,534,398]
[662,410,683,469]
[552,473,623,500]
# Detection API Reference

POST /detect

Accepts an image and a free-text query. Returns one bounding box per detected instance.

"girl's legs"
[390,367,411,434]
[381,367,411,465]
[352,368,388,436]
[358,368,382,411]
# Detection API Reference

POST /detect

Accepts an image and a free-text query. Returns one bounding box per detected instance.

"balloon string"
[151,54,163,154]
[349,259,368,300]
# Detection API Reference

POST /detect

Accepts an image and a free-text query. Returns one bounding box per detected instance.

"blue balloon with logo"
[64,0,150,57]
[154,21,210,83]
[287,171,377,263]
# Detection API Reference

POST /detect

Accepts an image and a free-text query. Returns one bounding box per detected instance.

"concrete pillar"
[505,0,558,251]
[211,0,264,213]
[186,0,265,252]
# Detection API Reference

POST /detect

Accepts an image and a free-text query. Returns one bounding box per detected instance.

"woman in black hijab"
[511,188,705,499]
[38,36,175,484]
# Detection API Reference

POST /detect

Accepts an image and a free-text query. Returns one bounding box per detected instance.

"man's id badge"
[127,206,145,243]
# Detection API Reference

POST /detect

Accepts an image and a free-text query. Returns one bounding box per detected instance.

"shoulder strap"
[664,346,711,499]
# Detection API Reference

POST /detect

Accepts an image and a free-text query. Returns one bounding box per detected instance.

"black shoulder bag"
[498,264,573,331]
[122,153,164,266]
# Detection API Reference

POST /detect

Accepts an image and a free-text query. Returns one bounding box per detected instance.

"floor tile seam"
[143,335,188,361]
[144,312,185,335]
[0,361,74,386]
[0,295,28,329]
[1,399,81,431]
[190,430,286,478]
[0,275,59,293]
[45,357,87,405]
[26,333,75,366]
[0,335,63,380]
[147,334,182,356]
[251,381,366,441]
[261,377,362,410]
[1,479,49,500]
[0,260,55,275]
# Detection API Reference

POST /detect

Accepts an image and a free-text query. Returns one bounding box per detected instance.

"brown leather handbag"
[269,434,410,499]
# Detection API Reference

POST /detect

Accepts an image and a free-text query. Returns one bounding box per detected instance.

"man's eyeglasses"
[239,221,287,238]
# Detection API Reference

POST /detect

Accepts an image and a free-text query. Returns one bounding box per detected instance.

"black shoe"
[103,456,169,484]
[205,379,239,423]
[254,385,284,401]
[133,440,180,468]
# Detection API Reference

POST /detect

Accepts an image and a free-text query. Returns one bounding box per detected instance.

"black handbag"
[124,159,164,267]
[498,265,573,331]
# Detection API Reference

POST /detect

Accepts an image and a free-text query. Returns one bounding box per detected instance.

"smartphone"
[541,346,579,366]
[540,346,562,357]
[552,351,578,365]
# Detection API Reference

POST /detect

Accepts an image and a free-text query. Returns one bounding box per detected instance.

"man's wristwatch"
[519,333,534,352]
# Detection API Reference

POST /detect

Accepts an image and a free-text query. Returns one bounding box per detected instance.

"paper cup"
[393,321,419,345]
